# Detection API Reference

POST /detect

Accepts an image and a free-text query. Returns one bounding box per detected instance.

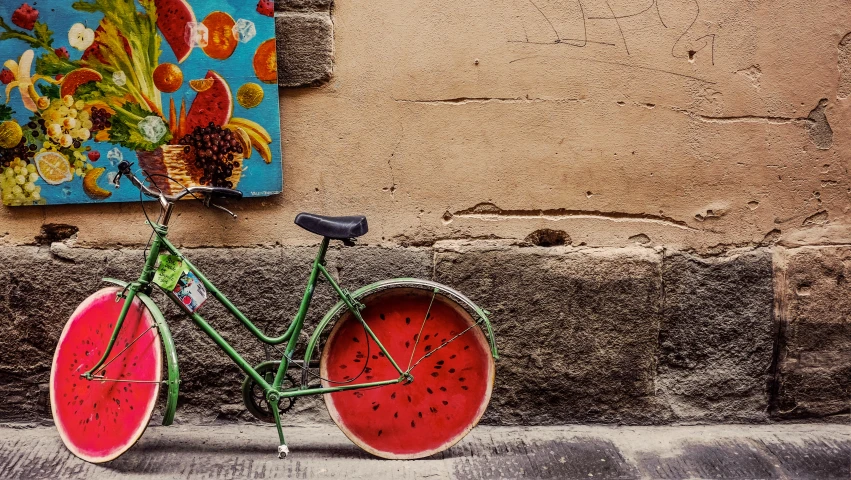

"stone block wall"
[274,0,333,87]
[657,251,775,422]
[773,247,851,418]
[0,241,847,425]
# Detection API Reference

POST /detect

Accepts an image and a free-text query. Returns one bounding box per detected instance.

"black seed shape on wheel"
[320,286,494,460]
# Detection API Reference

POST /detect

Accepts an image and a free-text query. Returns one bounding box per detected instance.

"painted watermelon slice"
[153,0,196,63]
[50,287,162,463]
[183,70,233,132]
[320,287,495,459]
[59,68,103,99]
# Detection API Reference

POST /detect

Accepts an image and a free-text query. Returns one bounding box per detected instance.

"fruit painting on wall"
[0,0,282,206]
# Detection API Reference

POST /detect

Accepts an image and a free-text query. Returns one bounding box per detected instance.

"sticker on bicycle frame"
[152,254,183,291]
[172,269,208,313]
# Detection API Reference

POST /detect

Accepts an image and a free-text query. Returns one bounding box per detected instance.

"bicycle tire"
[50,287,162,463]
[320,286,495,459]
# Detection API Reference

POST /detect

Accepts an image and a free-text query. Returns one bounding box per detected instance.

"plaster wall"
[2,1,851,252]
[1,1,850,425]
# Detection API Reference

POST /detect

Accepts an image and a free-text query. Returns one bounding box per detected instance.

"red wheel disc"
[50,287,162,463]
[321,287,494,459]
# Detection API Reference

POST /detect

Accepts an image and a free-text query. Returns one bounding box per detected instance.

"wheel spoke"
[406,289,437,371]
[408,317,486,372]
[88,377,163,384]
[51,287,163,463]
[320,285,495,459]
[91,325,157,376]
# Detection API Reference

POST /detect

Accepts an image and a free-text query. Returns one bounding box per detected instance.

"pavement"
[0,423,848,479]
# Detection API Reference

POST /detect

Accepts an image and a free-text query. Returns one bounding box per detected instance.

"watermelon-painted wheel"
[50,287,162,463]
[320,287,495,459]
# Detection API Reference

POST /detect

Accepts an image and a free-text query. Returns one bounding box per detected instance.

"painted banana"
[225,117,273,163]
[223,125,252,160]
[242,126,272,164]
[228,117,272,144]
[4,49,59,112]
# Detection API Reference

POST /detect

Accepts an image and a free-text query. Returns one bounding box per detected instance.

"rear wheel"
[320,286,495,459]
[50,287,162,463]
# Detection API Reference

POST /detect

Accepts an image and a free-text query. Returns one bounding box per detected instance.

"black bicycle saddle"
[294,213,368,239]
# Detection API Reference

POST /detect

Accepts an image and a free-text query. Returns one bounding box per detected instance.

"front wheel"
[50,287,162,463]
[320,286,495,459]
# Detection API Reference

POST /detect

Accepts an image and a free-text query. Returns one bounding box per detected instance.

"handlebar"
[114,160,243,217]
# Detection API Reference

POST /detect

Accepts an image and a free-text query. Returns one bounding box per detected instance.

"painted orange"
[252,39,277,83]
[153,63,183,93]
[201,11,237,60]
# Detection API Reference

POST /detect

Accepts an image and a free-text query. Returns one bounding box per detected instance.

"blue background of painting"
[0,0,282,205]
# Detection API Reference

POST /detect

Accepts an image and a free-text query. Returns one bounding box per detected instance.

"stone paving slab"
[0,423,847,479]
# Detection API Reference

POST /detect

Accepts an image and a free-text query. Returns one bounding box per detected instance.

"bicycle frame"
[62,165,499,458]
[82,221,411,404]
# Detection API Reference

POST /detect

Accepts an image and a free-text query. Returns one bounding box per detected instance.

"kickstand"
[270,397,289,458]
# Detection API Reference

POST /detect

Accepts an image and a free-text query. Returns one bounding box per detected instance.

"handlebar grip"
[209,187,243,199]
[117,160,132,174]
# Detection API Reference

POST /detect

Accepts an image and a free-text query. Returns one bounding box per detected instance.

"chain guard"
[242,361,297,423]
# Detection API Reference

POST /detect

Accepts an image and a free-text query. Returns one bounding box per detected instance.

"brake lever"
[112,160,136,188]
[210,201,238,219]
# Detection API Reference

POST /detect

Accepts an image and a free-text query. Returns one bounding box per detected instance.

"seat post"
[315,237,331,265]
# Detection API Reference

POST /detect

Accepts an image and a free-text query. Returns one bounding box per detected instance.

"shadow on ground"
[0,424,848,479]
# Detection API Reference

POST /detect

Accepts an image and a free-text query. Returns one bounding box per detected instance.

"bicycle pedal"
[277,444,289,459]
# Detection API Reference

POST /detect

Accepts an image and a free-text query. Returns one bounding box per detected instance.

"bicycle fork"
[81,284,142,380]
[83,229,163,379]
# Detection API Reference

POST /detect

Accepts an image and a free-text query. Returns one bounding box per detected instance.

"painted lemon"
[153,63,183,93]
[189,78,214,92]
[34,151,73,185]
[82,167,112,200]
[0,121,23,149]
[236,83,264,109]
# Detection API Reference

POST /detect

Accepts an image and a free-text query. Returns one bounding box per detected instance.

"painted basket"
[136,145,242,195]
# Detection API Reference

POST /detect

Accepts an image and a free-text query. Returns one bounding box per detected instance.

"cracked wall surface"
[1,0,850,252]
[1,0,849,426]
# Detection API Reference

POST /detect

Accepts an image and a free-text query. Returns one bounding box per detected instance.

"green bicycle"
[49,160,498,463]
